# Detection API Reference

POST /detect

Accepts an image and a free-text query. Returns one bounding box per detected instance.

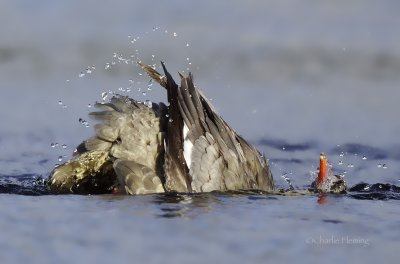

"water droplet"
[339,152,344,157]
[173,32,177,37]
[382,164,387,169]
[377,164,382,168]
[126,87,131,92]
[362,156,367,160]
[186,43,190,47]
[62,144,67,149]
[282,147,286,151]
[347,164,354,168]
[88,104,92,108]
[338,161,343,165]
[79,118,89,127]
[58,100,63,105]
[169,118,173,123]
[58,156,63,162]
[79,72,85,78]
[105,63,110,70]
[142,91,147,96]
[86,68,92,74]
[147,79,153,90]
[101,92,108,101]
[66,79,70,82]
[186,57,190,61]
[51,143,56,148]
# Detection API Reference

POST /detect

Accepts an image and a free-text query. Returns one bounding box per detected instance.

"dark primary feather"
[161,62,192,192]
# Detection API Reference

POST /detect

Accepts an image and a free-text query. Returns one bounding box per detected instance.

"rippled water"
[1,1,400,263]
[0,188,399,264]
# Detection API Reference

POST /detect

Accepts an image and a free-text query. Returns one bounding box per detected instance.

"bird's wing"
[113,159,164,195]
[141,62,274,192]
[88,96,167,172]
[50,95,167,194]
[176,74,251,191]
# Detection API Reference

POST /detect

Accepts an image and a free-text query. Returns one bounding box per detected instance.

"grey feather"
[113,159,164,195]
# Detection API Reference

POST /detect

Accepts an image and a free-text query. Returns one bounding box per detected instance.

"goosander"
[49,62,274,194]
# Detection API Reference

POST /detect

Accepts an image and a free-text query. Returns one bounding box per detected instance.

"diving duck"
[49,62,274,194]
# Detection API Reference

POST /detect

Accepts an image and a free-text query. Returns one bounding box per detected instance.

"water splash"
[78,118,90,128]
[57,100,67,109]
[101,92,108,101]
[147,79,153,90]
[144,100,152,108]
[281,173,294,191]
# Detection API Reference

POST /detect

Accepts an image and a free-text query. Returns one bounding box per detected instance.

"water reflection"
[151,192,220,218]
[317,194,327,205]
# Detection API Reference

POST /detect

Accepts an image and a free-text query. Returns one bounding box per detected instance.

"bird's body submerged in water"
[49,63,274,195]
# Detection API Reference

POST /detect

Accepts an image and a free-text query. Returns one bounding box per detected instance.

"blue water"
[1,1,399,263]
[0,191,398,264]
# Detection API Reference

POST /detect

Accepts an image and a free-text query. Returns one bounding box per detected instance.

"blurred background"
[0,0,399,186]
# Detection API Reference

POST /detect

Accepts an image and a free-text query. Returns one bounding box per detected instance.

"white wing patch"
[183,122,193,170]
